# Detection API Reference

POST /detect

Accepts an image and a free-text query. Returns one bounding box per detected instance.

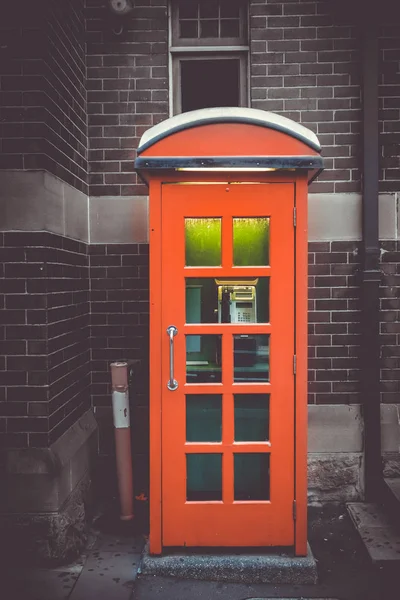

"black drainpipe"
[360,16,382,502]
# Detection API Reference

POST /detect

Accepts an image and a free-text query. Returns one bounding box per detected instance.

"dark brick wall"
[0,0,88,193]
[379,22,400,193]
[250,0,362,194]
[380,241,400,404]
[83,0,400,198]
[86,0,168,197]
[88,243,149,493]
[0,232,89,449]
[46,236,90,447]
[307,241,361,404]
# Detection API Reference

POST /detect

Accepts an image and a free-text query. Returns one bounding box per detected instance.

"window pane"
[234,394,270,441]
[185,217,221,266]
[186,334,222,383]
[234,453,270,500]
[181,59,240,112]
[187,454,222,501]
[233,217,270,266]
[234,334,270,382]
[200,19,219,38]
[186,395,222,442]
[186,277,270,324]
[220,1,240,18]
[199,1,218,18]
[180,20,198,38]
[178,1,198,19]
[221,19,240,37]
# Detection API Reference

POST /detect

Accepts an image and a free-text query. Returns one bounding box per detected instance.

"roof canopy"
[138,107,321,153]
[135,107,323,182]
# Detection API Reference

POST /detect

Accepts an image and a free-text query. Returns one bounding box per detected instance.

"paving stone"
[2,555,86,600]
[347,502,400,565]
[347,502,392,529]
[92,532,144,553]
[68,551,140,600]
[384,477,400,503]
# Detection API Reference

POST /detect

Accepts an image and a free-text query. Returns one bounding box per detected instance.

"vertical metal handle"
[166,325,178,390]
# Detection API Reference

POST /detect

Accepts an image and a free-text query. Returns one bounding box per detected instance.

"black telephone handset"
[221,288,231,323]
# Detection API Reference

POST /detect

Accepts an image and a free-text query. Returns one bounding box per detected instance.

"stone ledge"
[2,410,98,476]
[0,410,98,513]
[0,170,88,242]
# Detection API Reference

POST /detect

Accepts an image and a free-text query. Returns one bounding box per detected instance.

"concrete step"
[347,502,400,566]
[140,541,318,584]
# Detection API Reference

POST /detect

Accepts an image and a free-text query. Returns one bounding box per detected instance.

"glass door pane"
[186,277,270,324]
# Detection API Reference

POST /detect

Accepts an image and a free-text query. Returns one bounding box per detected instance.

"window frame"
[169,1,250,115]
[170,0,248,48]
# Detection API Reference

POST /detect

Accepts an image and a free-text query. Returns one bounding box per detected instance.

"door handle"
[166,325,178,391]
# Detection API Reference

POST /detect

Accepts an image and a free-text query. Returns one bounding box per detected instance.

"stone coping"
[0,410,97,476]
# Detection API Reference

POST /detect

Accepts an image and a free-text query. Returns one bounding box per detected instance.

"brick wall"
[380,241,400,404]
[88,243,149,493]
[46,236,90,447]
[0,0,88,193]
[379,22,400,193]
[249,0,361,194]
[86,0,168,196]
[0,232,89,449]
[307,241,361,405]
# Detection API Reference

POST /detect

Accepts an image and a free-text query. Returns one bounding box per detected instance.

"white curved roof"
[137,107,321,153]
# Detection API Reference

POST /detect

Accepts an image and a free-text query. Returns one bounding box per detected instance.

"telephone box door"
[161,182,295,547]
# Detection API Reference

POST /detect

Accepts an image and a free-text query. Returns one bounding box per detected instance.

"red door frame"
[148,171,309,556]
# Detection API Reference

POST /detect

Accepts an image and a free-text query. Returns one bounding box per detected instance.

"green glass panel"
[234,453,270,500]
[187,454,222,501]
[186,334,222,383]
[186,395,222,442]
[186,277,269,324]
[185,218,222,266]
[233,217,270,266]
[234,394,270,441]
[234,334,270,382]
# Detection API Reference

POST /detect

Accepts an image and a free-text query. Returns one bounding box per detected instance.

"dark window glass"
[200,1,218,18]
[187,454,222,501]
[200,20,219,38]
[178,1,197,19]
[181,59,240,112]
[221,19,240,37]
[180,20,198,38]
[234,453,270,500]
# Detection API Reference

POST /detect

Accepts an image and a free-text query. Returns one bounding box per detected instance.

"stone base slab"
[140,541,317,584]
[308,452,363,503]
[0,410,98,565]
[0,473,92,566]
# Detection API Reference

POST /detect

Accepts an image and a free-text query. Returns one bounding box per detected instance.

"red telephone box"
[135,107,323,556]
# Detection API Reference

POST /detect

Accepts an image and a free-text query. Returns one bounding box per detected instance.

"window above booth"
[170,0,249,114]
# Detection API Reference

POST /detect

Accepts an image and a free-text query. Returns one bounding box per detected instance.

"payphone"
[216,279,257,324]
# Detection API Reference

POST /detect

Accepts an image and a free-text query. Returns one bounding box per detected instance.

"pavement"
[1,504,399,600]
